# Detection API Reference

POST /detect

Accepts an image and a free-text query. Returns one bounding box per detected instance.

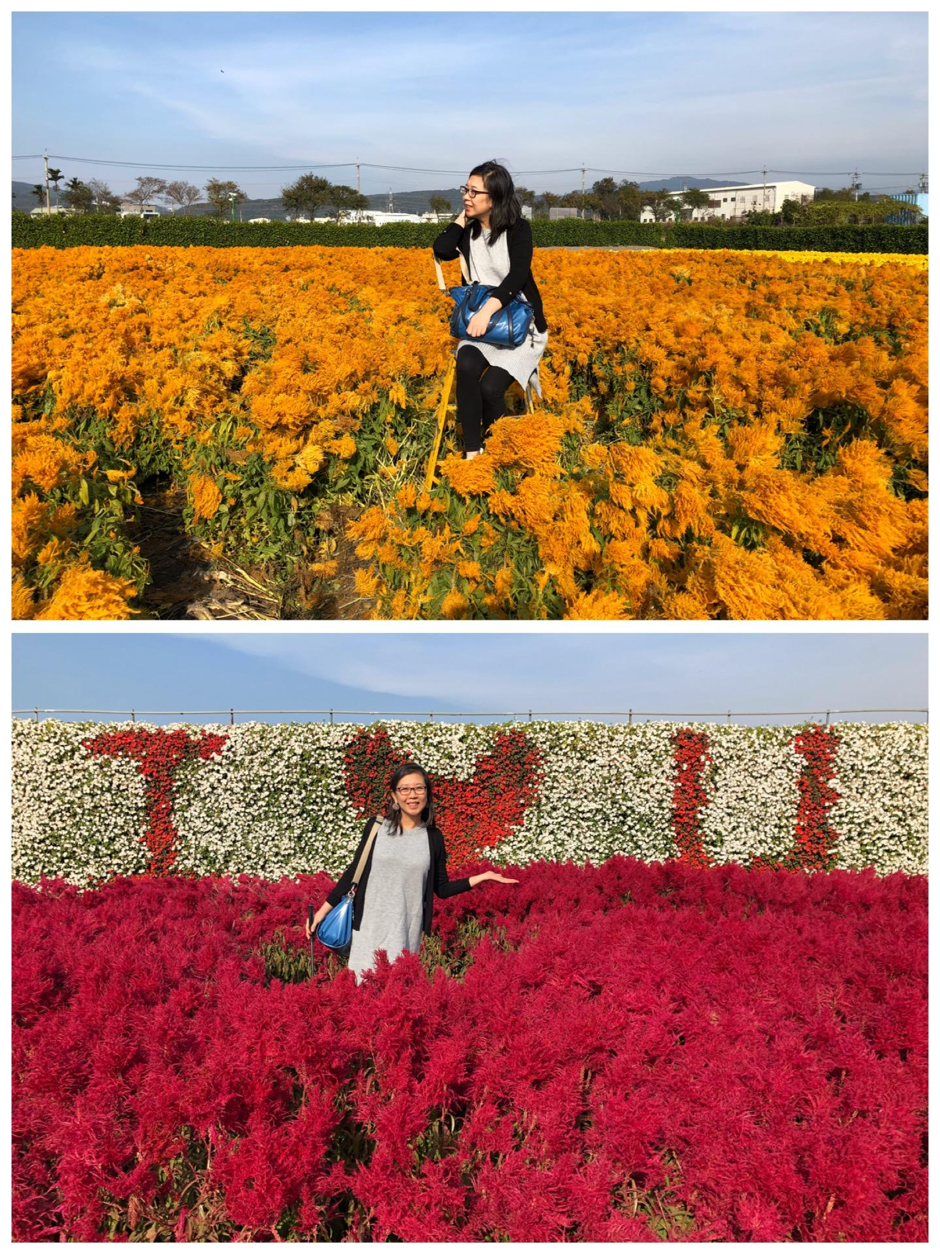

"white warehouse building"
[640,180,816,223]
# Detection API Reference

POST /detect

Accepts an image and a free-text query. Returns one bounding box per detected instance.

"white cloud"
[201,633,926,721]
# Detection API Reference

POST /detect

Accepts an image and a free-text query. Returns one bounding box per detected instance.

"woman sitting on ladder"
[433,160,549,459]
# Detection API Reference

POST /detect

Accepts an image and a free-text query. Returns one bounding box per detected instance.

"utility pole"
[43,150,50,213]
[356,162,361,194]
[581,162,586,218]
[919,172,928,194]
[229,191,236,222]
[762,164,767,209]
[852,168,861,201]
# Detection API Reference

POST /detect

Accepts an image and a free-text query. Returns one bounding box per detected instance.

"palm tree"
[47,167,63,206]
[31,184,46,207]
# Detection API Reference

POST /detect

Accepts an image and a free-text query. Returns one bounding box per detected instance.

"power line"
[11,153,927,179]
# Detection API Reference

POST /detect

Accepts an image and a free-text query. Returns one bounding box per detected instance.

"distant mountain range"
[12,176,749,219]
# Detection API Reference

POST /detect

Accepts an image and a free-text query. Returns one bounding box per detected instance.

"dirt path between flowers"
[135,481,282,620]
[134,483,373,621]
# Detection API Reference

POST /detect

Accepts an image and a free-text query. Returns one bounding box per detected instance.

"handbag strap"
[433,247,471,291]
[350,818,381,891]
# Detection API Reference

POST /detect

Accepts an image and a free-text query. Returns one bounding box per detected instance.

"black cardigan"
[433,216,548,334]
[325,816,472,937]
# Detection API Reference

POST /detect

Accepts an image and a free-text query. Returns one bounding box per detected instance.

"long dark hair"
[386,761,435,834]
[468,159,521,246]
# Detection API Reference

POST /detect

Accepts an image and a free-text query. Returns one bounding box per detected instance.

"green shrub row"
[11,212,928,254]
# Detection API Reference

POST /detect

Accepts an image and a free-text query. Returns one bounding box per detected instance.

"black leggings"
[455,345,514,453]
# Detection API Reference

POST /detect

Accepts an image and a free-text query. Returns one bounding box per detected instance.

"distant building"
[119,200,163,220]
[639,180,816,223]
[347,210,436,225]
[549,207,579,220]
[248,217,272,224]
[30,204,79,216]
[521,205,533,220]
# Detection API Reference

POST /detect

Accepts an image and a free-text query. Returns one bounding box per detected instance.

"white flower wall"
[10,718,927,885]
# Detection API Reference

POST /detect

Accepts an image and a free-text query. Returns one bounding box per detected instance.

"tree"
[590,177,620,220]
[328,184,369,223]
[87,179,122,215]
[204,178,247,219]
[163,180,202,215]
[62,177,94,213]
[47,167,63,206]
[642,190,677,222]
[614,180,643,221]
[673,188,712,222]
[798,197,921,227]
[31,183,46,207]
[535,190,561,217]
[124,176,168,211]
[514,185,536,207]
[429,195,452,221]
[739,208,775,227]
[281,173,333,220]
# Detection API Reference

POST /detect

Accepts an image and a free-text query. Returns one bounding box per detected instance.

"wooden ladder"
[424,355,535,493]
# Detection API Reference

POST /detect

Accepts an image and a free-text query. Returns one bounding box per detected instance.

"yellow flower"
[440,589,470,618]
[440,453,496,496]
[564,589,632,620]
[295,442,325,474]
[327,433,357,459]
[189,474,222,521]
[354,567,380,597]
[33,560,136,620]
[12,575,35,620]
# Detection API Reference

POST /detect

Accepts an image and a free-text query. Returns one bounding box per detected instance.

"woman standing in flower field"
[306,761,519,981]
[433,160,549,459]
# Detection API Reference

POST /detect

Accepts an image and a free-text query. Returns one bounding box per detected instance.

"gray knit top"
[347,818,431,983]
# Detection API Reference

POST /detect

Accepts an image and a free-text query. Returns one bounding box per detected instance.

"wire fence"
[11,707,928,726]
[11,153,927,199]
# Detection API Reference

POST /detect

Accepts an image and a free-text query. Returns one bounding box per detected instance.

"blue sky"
[11,632,927,726]
[12,10,927,200]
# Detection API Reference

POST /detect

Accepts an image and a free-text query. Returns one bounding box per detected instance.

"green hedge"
[11,211,928,254]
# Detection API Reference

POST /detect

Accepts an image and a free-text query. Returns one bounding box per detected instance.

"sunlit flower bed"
[13,861,926,1241]
[12,246,927,618]
[12,718,927,886]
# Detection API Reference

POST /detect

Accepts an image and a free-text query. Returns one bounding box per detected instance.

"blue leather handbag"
[314,819,381,954]
[434,254,535,348]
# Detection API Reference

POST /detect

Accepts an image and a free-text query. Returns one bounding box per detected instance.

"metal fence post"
[229,709,235,725]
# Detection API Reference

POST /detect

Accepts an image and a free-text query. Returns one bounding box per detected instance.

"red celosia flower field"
[13,858,926,1241]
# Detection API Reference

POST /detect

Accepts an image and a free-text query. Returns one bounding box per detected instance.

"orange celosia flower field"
[12,245,927,619]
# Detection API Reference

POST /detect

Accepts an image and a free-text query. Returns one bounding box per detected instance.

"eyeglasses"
[396,785,427,796]
[460,185,490,199]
